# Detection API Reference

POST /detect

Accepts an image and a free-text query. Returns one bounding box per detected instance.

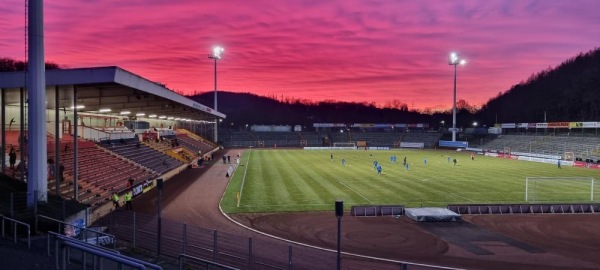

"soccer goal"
[333,142,356,148]
[525,177,597,203]
[564,151,575,161]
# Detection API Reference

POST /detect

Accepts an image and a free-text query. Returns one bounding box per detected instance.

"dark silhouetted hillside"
[189,92,434,128]
[476,48,600,125]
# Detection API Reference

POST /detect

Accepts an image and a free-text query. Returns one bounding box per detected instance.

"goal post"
[333,142,356,148]
[564,151,575,161]
[525,177,596,203]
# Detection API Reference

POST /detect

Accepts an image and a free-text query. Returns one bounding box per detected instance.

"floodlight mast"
[448,52,466,142]
[208,46,224,142]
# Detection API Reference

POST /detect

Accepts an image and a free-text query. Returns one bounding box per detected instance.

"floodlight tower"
[208,46,224,142]
[448,52,466,141]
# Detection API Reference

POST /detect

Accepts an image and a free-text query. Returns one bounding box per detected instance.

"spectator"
[128,178,135,188]
[47,157,55,177]
[8,146,16,170]
[59,164,65,183]
[124,192,133,210]
[112,192,120,210]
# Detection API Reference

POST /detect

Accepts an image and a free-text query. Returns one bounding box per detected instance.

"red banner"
[547,122,570,128]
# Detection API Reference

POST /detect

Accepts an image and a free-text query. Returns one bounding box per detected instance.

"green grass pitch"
[221,149,600,213]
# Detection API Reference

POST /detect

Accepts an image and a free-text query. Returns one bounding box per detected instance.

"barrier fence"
[448,203,600,215]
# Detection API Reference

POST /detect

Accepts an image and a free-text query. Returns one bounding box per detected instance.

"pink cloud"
[1,0,599,110]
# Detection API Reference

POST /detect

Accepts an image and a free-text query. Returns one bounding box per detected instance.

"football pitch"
[221,149,600,213]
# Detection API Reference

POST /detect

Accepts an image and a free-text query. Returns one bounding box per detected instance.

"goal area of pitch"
[525,177,597,203]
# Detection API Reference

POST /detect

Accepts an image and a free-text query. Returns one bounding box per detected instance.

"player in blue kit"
[377,165,382,175]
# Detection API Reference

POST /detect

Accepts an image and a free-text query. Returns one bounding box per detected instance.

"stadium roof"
[0,66,225,121]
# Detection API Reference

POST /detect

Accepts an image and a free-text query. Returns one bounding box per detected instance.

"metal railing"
[179,254,239,270]
[47,231,120,269]
[0,214,30,248]
[37,214,117,249]
[59,241,159,270]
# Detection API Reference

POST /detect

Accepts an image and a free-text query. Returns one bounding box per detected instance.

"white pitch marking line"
[339,181,374,204]
[237,150,252,207]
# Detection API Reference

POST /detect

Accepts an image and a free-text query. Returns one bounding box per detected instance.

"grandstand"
[298,131,325,146]
[479,134,600,161]
[219,128,443,149]
[219,130,258,147]
[401,131,442,148]
[351,131,400,147]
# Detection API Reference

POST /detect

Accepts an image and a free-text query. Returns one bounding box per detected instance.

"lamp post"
[209,46,224,143]
[449,52,466,141]
[335,200,344,270]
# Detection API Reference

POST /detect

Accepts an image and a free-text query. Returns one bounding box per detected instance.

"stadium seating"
[50,142,156,205]
[480,134,600,160]
[401,131,442,148]
[351,132,400,147]
[298,132,325,146]
[176,133,217,155]
[219,130,259,147]
[100,139,183,175]
[253,132,302,147]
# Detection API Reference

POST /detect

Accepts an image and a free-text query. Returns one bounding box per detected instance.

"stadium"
[2,2,600,270]
[1,64,600,270]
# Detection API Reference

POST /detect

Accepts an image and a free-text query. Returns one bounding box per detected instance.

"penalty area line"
[339,181,374,204]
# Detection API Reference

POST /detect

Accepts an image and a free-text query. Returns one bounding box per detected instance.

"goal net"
[525,177,597,203]
[564,151,575,161]
[333,142,356,148]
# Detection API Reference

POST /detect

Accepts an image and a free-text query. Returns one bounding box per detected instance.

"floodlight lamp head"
[449,52,461,65]
[211,46,224,59]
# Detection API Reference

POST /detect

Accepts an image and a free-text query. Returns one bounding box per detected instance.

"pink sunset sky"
[1,0,599,110]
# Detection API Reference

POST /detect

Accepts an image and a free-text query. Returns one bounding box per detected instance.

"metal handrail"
[0,214,30,249]
[61,241,149,270]
[48,231,120,269]
[47,231,120,256]
[37,214,116,249]
[63,240,163,270]
[178,254,239,270]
